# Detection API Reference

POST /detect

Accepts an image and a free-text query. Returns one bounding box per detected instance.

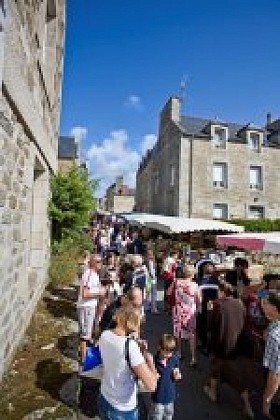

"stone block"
[16,255,23,266]
[18,200,26,211]
[13,211,22,224]
[0,187,6,206]
[0,298,7,316]
[13,228,21,242]
[0,112,13,136]
[2,210,11,224]
[9,195,17,209]
[12,181,20,194]
[28,271,38,291]
[3,172,12,189]
[2,310,11,329]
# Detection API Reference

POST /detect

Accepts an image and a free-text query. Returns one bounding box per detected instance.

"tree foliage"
[49,166,98,242]
[226,218,280,232]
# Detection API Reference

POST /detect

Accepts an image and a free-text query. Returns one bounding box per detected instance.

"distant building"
[136,97,280,219]
[105,176,135,213]
[0,1,65,379]
[58,135,79,172]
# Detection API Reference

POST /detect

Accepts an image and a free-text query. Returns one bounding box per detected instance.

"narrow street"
[78,287,243,420]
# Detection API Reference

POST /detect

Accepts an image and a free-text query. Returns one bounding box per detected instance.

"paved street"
[78,287,244,420]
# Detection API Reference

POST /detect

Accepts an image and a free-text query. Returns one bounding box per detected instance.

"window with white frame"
[170,165,175,186]
[248,132,261,152]
[213,203,228,219]
[249,166,262,190]
[213,162,227,188]
[213,126,227,148]
[248,205,264,219]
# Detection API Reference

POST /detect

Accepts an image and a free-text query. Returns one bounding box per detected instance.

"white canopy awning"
[120,213,244,234]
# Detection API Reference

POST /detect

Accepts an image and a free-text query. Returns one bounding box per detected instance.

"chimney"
[266,112,272,126]
[160,97,180,124]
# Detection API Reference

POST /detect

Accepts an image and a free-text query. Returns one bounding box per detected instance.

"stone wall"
[136,97,280,220]
[112,195,135,213]
[181,138,280,219]
[0,0,65,379]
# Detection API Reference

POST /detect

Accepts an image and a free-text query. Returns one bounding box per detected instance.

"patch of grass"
[48,233,94,290]
[0,295,77,420]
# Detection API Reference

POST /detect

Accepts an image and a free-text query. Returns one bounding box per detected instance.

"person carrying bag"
[98,305,158,419]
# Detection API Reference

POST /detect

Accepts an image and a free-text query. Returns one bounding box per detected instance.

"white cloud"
[70,126,88,143]
[85,129,158,197]
[124,95,144,111]
[141,134,157,155]
[87,129,140,197]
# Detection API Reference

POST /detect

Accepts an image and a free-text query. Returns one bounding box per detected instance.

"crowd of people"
[76,217,280,420]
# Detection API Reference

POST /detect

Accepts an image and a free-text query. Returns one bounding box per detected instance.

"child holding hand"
[150,334,182,420]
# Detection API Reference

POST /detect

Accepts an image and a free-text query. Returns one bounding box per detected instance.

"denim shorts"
[98,394,139,420]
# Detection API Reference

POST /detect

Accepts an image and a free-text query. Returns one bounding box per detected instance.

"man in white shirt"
[77,254,107,361]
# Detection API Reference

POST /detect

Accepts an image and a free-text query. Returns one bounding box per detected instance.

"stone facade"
[105,176,135,213]
[58,135,80,173]
[0,0,65,379]
[136,97,280,220]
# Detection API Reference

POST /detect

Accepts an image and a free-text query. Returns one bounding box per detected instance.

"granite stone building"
[58,135,79,173]
[0,0,65,378]
[136,97,280,219]
[105,176,135,213]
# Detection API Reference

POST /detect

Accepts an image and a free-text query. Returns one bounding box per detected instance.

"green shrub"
[49,233,93,289]
[226,219,280,232]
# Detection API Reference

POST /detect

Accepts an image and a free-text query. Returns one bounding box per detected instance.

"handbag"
[168,280,177,307]
[82,344,102,371]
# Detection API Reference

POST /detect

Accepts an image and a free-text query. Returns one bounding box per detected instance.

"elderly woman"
[123,255,147,297]
[98,305,158,419]
[168,264,201,365]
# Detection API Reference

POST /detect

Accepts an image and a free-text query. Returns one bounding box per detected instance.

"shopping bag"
[82,344,102,372]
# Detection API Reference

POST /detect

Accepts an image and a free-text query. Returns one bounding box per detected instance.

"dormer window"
[212,125,228,149]
[248,132,261,152]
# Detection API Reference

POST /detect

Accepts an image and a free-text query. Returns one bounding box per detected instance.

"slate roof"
[58,136,78,159]
[179,116,246,140]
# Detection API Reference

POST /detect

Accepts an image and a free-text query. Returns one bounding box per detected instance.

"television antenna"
[179,74,188,105]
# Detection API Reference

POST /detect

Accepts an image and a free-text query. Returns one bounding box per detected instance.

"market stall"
[120,213,244,234]
[216,232,280,254]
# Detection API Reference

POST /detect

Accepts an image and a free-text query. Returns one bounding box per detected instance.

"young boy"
[150,334,182,420]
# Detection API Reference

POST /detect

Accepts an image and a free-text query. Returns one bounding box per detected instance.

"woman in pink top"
[169,264,201,366]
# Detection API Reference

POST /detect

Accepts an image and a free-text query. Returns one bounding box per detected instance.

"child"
[150,334,182,420]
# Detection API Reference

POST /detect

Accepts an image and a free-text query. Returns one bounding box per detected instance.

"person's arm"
[263,371,280,418]
[133,352,159,392]
[82,285,107,299]
[81,272,107,299]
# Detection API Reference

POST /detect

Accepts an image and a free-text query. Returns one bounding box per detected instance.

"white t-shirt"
[77,269,100,308]
[99,330,144,411]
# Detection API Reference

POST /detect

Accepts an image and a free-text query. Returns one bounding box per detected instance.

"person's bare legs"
[204,378,218,402]
[241,390,254,418]
[79,338,87,363]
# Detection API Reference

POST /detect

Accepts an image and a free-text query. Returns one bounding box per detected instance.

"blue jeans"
[98,394,139,420]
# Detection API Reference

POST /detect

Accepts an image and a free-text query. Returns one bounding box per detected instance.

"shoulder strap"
[125,337,138,380]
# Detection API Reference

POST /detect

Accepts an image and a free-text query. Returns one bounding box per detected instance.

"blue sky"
[60,0,280,196]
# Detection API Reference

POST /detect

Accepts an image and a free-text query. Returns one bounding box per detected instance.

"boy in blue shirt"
[150,334,182,420]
